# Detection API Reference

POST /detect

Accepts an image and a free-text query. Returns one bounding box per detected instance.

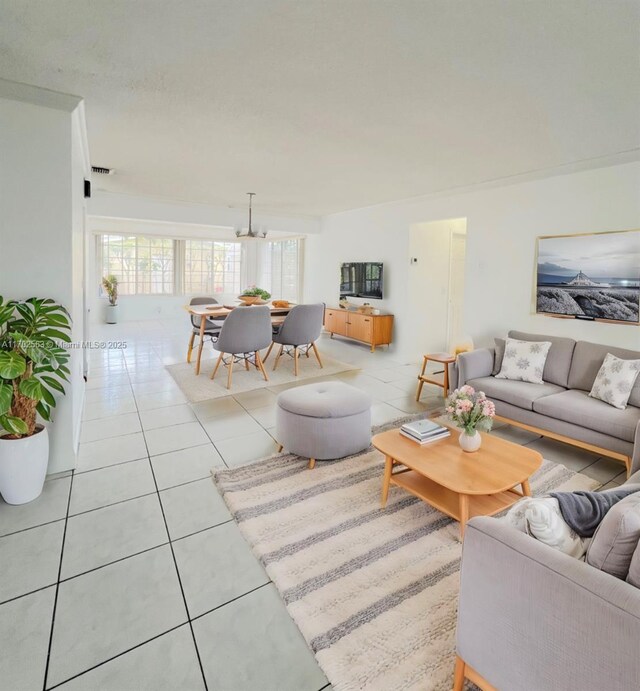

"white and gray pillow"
[589,353,640,410]
[495,337,551,385]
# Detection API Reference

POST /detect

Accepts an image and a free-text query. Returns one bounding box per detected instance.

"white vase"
[0,426,49,504]
[459,429,481,453]
[106,304,119,324]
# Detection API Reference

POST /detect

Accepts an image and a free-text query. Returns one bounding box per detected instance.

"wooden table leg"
[195,315,206,375]
[381,455,394,507]
[458,494,469,538]
[522,479,532,496]
[187,331,195,363]
[416,356,428,401]
[443,361,450,400]
[453,656,466,691]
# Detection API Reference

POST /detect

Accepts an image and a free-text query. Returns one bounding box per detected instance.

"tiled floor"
[0,319,627,689]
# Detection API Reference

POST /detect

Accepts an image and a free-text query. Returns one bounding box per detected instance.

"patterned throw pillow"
[589,353,640,410]
[495,337,551,384]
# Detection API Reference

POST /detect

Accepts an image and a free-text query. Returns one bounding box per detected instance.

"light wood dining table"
[184,303,293,375]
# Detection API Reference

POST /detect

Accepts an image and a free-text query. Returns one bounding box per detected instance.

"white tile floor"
[0,319,627,690]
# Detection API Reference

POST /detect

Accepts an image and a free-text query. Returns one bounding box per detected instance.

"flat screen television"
[340,262,384,299]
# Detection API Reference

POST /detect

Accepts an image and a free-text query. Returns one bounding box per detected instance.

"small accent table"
[416,352,456,401]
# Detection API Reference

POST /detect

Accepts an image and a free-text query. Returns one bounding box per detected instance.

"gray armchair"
[454,470,640,690]
[210,305,272,389]
[187,296,223,364]
[265,304,324,376]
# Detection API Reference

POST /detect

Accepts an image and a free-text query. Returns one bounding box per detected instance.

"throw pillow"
[492,337,505,376]
[586,493,640,579]
[589,353,640,410]
[495,337,551,385]
[627,541,640,588]
[503,497,589,558]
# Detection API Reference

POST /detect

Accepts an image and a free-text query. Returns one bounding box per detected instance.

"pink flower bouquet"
[445,385,496,435]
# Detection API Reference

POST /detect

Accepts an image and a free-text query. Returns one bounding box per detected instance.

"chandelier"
[235,192,267,239]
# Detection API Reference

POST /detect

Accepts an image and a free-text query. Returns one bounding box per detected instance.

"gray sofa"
[455,468,640,691]
[456,330,640,477]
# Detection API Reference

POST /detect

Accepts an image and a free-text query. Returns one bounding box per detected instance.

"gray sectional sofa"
[456,330,640,476]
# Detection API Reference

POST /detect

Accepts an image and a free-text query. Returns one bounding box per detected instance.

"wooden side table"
[416,352,456,401]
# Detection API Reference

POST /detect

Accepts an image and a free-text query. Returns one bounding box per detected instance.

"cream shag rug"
[213,433,600,691]
[165,353,358,402]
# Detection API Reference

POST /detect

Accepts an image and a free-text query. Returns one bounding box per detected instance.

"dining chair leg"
[263,341,274,363]
[244,355,250,371]
[227,356,234,389]
[210,352,224,380]
[255,351,269,382]
[187,332,196,363]
[305,346,310,358]
[311,342,323,368]
[294,347,299,376]
[277,443,284,453]
[273,345,284,371]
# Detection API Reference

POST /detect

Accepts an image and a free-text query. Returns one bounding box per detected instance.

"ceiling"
[1,0,638,216]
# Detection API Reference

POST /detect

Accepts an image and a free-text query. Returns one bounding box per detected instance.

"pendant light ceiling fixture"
[235,192,267,238]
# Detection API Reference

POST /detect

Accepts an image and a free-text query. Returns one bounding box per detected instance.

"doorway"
[408,218,467,361]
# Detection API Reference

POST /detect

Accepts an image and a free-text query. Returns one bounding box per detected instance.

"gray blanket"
[550,485,640,537]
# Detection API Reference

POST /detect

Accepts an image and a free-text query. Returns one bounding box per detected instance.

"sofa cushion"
[492,337,505,376]
[589,353,640,410]
[533,389,640,443]
[627,540,640,588]
[587,493,640,579]
[569,340,640,407]
[508,330,576,387]
[495,338,552,384]
[467,376,565,411]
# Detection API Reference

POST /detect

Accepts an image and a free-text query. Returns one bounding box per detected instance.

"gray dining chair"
[187,296,223,363]
[210,305,272,388]
[266,303,324,376]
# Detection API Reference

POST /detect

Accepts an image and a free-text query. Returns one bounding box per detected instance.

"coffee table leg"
[522,479,531,496]
[381,455,394,508]
[458,494,469,539]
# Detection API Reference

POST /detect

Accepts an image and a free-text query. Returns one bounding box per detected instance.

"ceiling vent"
[91,166,114,175]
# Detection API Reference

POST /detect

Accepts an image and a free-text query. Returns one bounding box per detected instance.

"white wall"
[0,81,89,473]
[305,161,640,362]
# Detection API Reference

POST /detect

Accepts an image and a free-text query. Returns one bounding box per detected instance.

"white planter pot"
[0,426,49,504]
[106,304,119,324]
[458,429,481,453]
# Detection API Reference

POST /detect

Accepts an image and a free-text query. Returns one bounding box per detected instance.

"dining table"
[184,303,293,375]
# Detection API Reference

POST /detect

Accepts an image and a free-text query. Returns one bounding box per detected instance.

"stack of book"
[400,419,450,445]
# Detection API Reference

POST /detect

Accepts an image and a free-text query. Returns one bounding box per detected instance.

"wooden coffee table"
[372,427,542,537]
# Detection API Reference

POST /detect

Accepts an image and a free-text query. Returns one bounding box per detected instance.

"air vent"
[91,166,114,175]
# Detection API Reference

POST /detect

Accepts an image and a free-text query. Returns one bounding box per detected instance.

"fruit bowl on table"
[238,295,261,305]
[271,300,291,308]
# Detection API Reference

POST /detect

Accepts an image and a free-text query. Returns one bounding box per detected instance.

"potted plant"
[0,297,71,504]
[238,285,271,305]
[445,385,496,452]
[102,275,119,323]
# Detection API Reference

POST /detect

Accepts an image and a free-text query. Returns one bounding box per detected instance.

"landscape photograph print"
[536,229,640,324]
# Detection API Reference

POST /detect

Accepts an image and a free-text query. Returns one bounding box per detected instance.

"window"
[96,233,300,299]
[183,240,242,296]
[98,235,175,295]
[261,239,302,302]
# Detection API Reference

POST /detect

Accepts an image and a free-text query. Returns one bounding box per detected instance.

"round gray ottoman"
[276,382,372,468]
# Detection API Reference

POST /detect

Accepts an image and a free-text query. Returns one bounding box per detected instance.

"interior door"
[447,232,467,347]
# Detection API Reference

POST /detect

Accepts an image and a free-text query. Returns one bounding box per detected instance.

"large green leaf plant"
[0,297,72,438]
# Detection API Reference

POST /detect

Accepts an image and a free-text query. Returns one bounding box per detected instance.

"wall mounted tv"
[340,262,384,299]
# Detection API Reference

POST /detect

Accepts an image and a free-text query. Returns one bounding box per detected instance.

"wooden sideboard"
[324,308,394,352]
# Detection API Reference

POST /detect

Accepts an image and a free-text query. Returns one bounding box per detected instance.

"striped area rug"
[213,433,599,691]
